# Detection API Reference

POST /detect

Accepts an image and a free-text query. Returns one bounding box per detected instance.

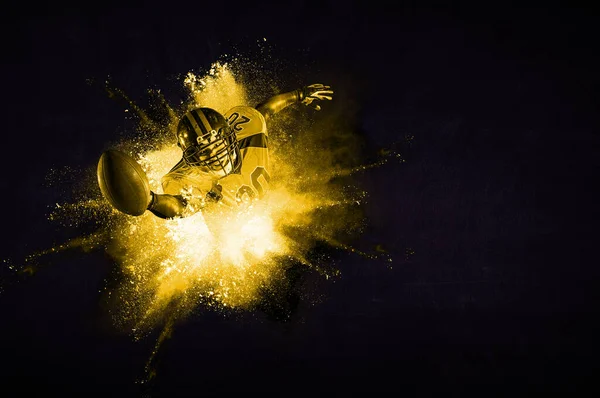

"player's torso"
[215,106,270,208]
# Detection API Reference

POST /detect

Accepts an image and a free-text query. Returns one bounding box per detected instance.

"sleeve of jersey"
[161,158,212,197]
[225,106,268,142]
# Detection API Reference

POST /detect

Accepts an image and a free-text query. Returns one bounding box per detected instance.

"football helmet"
[176,107,240,177]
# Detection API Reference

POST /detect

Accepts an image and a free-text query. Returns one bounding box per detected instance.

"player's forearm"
[255,89,303,120]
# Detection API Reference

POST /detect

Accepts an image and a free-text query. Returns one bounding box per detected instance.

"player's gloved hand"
[300,84,334,111]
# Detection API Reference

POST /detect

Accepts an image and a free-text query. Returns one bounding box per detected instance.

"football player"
[139,83,334,219]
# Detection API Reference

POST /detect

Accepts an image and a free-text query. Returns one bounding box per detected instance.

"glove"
[299,84,334,111]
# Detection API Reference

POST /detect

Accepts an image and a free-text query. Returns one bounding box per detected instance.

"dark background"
[1,2,599,395]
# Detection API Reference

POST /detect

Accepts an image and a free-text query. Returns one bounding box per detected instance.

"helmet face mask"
[177,108,240,177]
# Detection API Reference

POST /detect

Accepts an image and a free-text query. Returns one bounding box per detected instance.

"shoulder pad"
[225,106,268,140]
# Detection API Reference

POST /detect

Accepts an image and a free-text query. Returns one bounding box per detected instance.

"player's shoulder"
[224,106,265,122]
[225,106,268,139]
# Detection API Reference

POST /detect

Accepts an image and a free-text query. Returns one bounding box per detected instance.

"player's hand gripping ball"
[300,83,334,111]
[97,150,152,216]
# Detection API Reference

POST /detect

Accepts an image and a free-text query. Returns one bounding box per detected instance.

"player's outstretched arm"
[255,84,334,122]
[98,150,193,219]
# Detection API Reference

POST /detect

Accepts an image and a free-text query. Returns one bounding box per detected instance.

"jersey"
[161,106,270,209]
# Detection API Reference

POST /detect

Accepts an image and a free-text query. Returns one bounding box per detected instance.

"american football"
[97,149,151,216]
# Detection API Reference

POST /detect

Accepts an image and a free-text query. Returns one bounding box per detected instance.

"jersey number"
[236,167,270,202]
[228,112,250,132]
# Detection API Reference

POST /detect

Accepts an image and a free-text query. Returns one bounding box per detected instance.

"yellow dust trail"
[314,233,394,264]
[141,310,177,385]
[19,231,107,276]
[104,84,156,132]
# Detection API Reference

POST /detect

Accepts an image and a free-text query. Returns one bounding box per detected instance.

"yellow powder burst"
[41,59,377,337]
[183,62,249,113]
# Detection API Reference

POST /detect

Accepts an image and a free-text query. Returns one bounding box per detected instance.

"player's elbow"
[255,104,273,122]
